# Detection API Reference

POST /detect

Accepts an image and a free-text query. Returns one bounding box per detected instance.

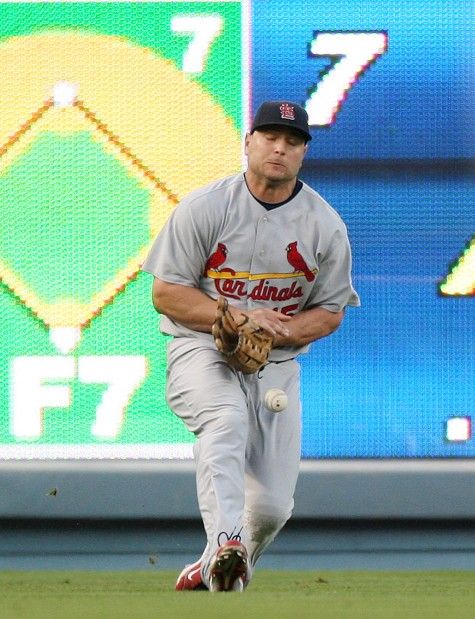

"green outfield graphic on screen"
[0,1,249,459]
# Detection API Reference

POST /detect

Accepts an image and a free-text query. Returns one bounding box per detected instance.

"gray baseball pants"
[166,337,302,586]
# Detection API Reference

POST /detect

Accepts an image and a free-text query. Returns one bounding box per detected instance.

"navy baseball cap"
[251,101,312,142]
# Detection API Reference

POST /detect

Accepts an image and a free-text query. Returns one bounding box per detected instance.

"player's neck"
[244,172,296,204]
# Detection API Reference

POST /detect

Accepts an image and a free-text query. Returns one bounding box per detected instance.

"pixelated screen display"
[0,1,473,459]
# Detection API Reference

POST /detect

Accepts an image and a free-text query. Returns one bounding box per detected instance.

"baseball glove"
[212,296,274,374]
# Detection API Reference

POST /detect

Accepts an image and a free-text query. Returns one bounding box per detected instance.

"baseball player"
[142,101,360,592]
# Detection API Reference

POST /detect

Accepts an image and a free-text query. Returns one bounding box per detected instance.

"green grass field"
[0,571,474,619]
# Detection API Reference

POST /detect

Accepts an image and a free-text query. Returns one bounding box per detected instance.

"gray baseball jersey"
[142,172,360,360]
[142,172,360,582]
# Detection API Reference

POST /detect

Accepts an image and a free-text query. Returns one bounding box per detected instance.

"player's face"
[245,127,308,185]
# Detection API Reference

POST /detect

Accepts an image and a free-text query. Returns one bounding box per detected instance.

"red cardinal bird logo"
[204,242,228,275]
[286,241,315,282]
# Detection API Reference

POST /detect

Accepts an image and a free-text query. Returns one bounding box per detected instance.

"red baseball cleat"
[208,540,250,592]
[175,560,207,591]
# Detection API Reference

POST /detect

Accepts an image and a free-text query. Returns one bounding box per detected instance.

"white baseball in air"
[264,388,288,412]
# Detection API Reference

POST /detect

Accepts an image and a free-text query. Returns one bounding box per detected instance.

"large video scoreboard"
[0,1,473,459]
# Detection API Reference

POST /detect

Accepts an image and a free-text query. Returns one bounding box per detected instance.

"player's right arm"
[152,279,218,332]
[152,279,290,338]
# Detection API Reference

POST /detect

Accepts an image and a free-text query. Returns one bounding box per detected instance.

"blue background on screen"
[251,0,474,457]
[299,166,474,457]
[251,0,473,160]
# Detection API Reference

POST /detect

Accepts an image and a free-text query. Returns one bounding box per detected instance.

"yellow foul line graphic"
[74,100,180,205]
[0,99,53,157]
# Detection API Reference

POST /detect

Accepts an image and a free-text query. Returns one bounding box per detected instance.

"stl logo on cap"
[279,103,295,121]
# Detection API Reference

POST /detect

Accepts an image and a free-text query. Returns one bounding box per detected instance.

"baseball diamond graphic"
[0,5,249,457]
[0,95,178,330]
[0,32,242,335]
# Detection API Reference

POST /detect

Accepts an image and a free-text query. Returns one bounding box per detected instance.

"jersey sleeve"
[141,198,209,287]
[307,224,360,312]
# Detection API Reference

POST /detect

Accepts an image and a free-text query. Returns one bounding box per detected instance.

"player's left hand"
[212,297,275,374]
